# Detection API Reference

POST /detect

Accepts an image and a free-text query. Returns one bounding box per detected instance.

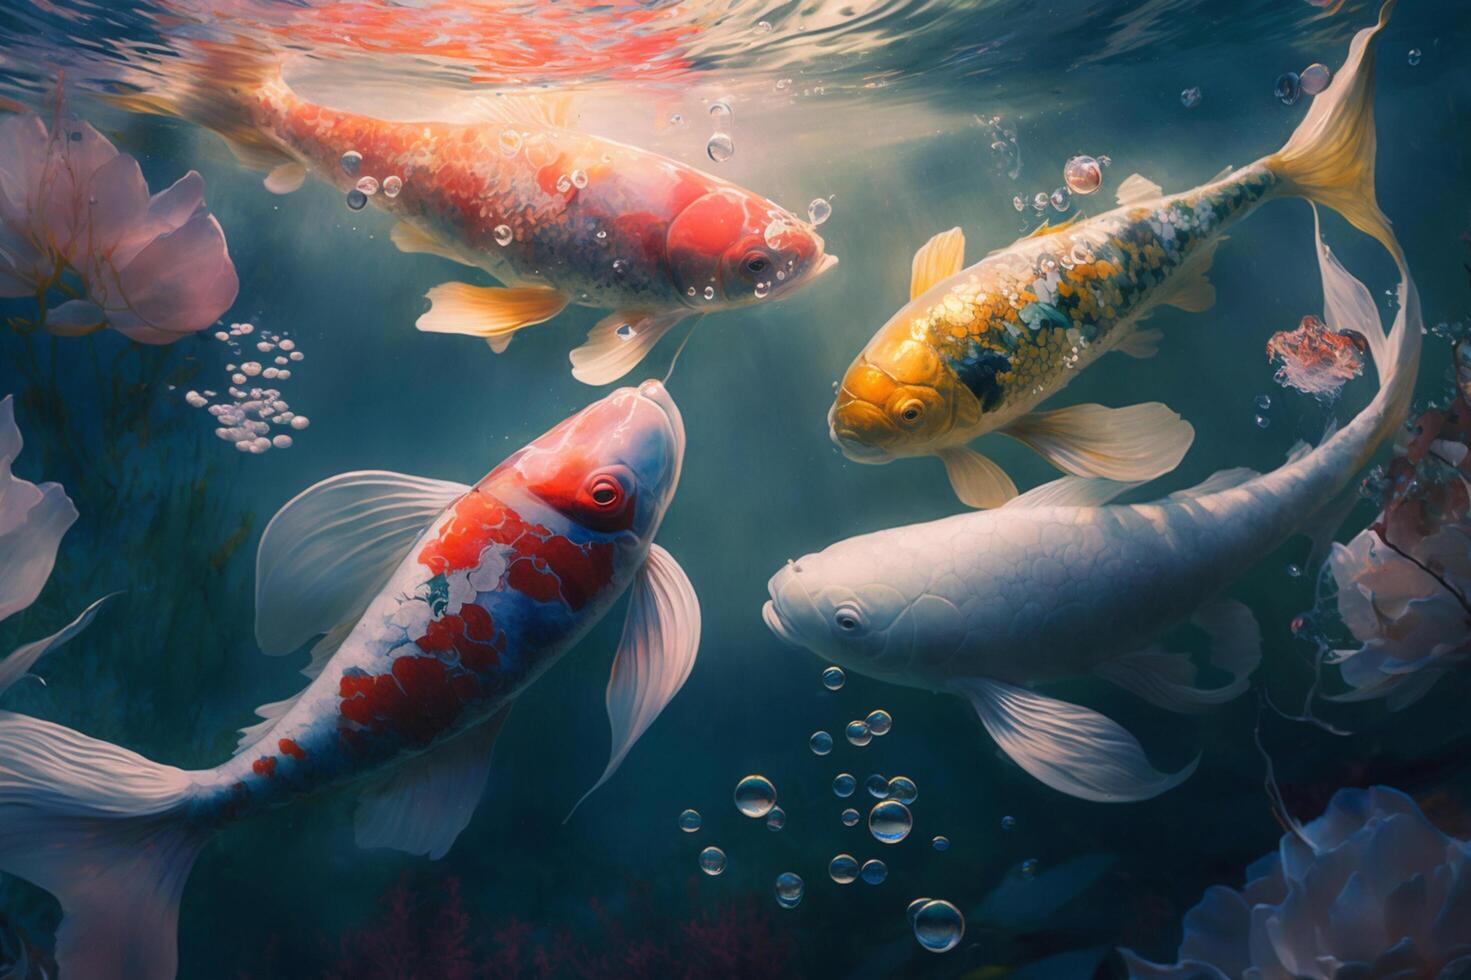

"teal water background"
[1,1,1470,976]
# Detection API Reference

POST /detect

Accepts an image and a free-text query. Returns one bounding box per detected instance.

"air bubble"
[706,132,734,163]
[829,853,859,884]
[699,846,726,876]
[807,197,832,226]
[383,175,403,197]
[822,666,845,690]
[810,731,833,755]
[1063,155,1103,195]
[1180,87,1202,108]
[494,225,514,246]
[340,150,362,176]
[679,809,701,832]
[734,775,777,818]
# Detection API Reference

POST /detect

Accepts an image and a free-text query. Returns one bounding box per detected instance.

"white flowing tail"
[0,712,205,979]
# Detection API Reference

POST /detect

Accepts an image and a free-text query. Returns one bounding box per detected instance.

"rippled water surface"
[1,1,1469,977]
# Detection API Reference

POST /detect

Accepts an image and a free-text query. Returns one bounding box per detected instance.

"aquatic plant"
[291,873,797,980]
[1121,785,1471,979]
[0,97,237,343]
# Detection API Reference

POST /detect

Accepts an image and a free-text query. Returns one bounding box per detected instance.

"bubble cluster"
[829,853,859,884]
[886,776,918,804]
[706,133,735,163]
[912,900,965,953]
[699,846,727,876]
[977,115,1020,179]
[679,808,701,832]
[1275,71,1302,106]
[774,872,803,909]
[734,775,778,818]
[869,800,913,844]
[1063,155,1103,195]
[187,322,309,455]
[1300,63,1331,95]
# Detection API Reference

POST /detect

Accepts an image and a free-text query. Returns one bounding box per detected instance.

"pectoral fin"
[391,222,476,266]
[416,282,569,340]
[569,310,687,386]
[950,677,1198,802]
[567,544,700,819]
[263,162,307,194]
[355,705,512,859]
[1114,327,1163,359]
[0,593,118,698]
[254,470,470,656]
[1095,600,1260,713]
[1002,402,1194,482]
[910,227,966,299]
[937,446,1017,509]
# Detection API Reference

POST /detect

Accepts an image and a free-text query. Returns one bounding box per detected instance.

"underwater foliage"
[0,100,237,344]
[236,873,797,980]
[1122,785,1471,979]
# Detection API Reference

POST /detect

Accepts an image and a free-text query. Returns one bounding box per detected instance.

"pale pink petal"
[69,152,149,267]
[115,211,237,339]
[42,298,106,336]
[40,119,119,254]
[107,170,204,271]
[0,396,78,623]
[0,114,50,221]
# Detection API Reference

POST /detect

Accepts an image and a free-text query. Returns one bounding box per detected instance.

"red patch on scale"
[415,602,505,672]
[417,490,616,611]
[278,738,307,760]
[338,653,484,747]
[252,756,277,777]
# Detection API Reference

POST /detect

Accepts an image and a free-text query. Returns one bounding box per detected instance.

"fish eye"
[896,399,925,425]
[740,251,771,277]
[587,474,623,508]
[834,605,864,632]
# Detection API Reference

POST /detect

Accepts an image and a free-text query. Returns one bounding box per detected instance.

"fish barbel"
[829,1,1400,508]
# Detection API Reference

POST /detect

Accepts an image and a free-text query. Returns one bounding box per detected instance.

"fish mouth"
[827,402,893,464]
[762,599,801,647]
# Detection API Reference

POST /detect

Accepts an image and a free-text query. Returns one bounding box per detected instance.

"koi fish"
[828,2,1399,508]
[112,51,836,385]
[0,380,698,979]
[766,196,1419,803]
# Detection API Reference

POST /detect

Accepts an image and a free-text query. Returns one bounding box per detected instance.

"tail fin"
[106,40,293,173]
[1264,0,1400,263]
[0,712,206,980]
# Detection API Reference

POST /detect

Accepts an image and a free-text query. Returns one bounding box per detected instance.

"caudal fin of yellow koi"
[1264,0,1399,262]
[105,39,294,175]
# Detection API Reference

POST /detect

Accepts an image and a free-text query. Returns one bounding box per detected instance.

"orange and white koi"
[114,51,836,384]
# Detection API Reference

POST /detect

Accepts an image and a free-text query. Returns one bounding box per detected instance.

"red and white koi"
[0,380,698,979]
[114,50,836,384]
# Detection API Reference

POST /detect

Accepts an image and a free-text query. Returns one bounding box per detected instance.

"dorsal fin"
[473,92,574,130]
[1023,211,1085,240]
[910,227,966,300]
[1116,173,1163,206]
[1209,165,1234,184]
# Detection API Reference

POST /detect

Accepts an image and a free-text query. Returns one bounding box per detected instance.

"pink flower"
[1325,515,1471,709]
[0,106,238,343]
[0,394,113,696]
